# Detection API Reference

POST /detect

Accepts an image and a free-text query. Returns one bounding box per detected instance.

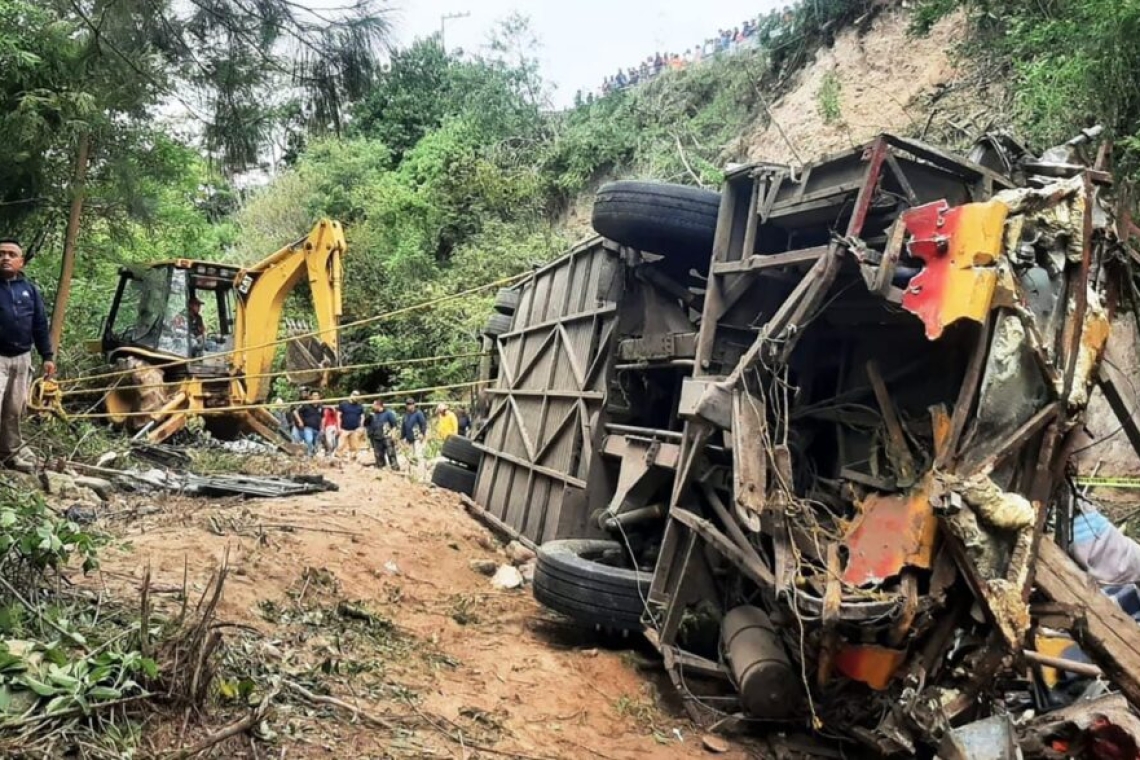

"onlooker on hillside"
[457,406,472,438]
[367,398,399,469]
[338,390,366,460]
[293,390,323,456]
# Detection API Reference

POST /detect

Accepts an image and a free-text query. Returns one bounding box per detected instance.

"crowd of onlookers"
[581,9,794,103]
[273,391,471,475]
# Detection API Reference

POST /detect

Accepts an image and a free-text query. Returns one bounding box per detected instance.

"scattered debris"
[491,565,524,590]
[505,540,537,566]
[65,461,336,499]
[701,734,730,753]
[73,475,113,501]
[469,559,499,576]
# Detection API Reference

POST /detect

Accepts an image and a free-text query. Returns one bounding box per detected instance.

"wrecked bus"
[455,130,1138,754]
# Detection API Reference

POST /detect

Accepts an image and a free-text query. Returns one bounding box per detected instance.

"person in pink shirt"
[321,403,340,455]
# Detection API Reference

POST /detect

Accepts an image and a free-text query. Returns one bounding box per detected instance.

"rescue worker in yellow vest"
[435,402,458,440]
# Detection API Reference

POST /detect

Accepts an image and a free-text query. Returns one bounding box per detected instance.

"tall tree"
[0,0,392,350]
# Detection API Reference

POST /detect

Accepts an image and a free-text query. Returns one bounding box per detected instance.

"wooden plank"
[474,447,588,489]
[939,317,992,470]
[485,388,604,400]
[731,387,766,530]
[460,493,538,552]
[671,508,776,587]
[961,402,1060,475]
[711,246,829,275]
[1036,538,1140,707]
[507,395,538,461]
[508,328,557,389]
[740,174,761,261]
[556,323,587,390]
[866,359,917,485]
[1096,367,1140,459]
[885,152,919,206]
[883,134,1016,189]
[770,180,863,213]
[1060,173,1096,400]
[872,218,908,296]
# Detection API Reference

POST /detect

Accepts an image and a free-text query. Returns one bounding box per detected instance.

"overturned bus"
[457,130,1140,754]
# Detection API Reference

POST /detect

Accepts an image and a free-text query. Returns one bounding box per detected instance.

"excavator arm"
[232,219,346,402]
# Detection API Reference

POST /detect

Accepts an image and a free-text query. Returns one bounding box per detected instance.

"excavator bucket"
[284,318,338,386]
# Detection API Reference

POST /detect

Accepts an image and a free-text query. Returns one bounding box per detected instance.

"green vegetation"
[4,0,1139,398]
[236,28,790,394]
[817,72,843,125]
[982,0,1140,164]
[5,0,1140,754]
[914,0,1140,174]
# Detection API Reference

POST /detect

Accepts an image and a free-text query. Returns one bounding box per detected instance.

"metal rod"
[1023,649,1103,679]
[603,424,684,440]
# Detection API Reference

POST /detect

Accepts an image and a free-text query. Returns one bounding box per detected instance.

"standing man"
[292,390,323,456]
[400,398,428,476]
[435,403,458,440]
[456,406,472,438]
[338,391,366,461]
[0,238,54,472]
[366,399,399,469]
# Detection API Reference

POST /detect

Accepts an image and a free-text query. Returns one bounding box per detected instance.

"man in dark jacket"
[292,390,323,456]
[366,399,399,469]
[338,390,366,460]
[401,399,428,477]
[0,238,54,471]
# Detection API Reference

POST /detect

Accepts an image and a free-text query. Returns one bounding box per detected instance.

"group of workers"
[279,391,471,470]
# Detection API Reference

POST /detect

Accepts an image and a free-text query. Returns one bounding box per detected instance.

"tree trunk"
[49,131,91,355]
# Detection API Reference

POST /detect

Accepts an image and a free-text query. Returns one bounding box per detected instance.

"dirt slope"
[90,464,757,758]
[742,6,973,165]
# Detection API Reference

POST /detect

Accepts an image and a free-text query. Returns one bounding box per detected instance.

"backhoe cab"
[98,219,346,444]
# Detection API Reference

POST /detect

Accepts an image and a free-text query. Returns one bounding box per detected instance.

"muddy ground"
[86,460,762,759]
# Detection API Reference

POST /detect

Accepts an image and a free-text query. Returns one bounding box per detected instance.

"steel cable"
[56,271,530,388]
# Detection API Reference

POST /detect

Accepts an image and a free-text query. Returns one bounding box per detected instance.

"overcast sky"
[381,0,783,107]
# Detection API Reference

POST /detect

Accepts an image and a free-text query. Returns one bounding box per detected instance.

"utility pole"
[439,11,470,52]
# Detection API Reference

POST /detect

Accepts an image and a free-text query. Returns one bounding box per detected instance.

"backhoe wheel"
[533,539,652,632]
[440,435,482,469]
[592,181,721,275]
[494,288,520,315]
[431,460,476,496]
[483,312,514,337]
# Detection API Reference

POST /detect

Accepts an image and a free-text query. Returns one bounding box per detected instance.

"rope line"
[65,380,494,420]
[59,352,490,398]
[57,271,530,388]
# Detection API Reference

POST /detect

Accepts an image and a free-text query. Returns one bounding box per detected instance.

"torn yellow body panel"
[901,200,1009,340]
[1066,286,1111,408]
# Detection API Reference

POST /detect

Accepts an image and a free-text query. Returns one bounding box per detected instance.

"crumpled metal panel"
[939,715,1022,760]
[841,484,937,587]
[833,644,907,691]
[901,200,1008,339]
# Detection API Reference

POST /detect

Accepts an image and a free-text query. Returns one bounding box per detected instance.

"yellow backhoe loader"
[91,219,346,444]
